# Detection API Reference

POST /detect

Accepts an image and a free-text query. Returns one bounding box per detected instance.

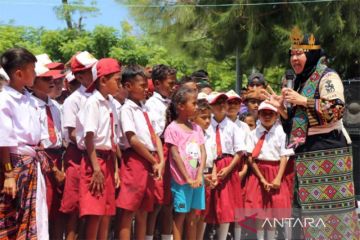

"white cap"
[36,53,52,65]
[258,101,278,112]
[226,89,241,101]
[70,51,98,73]
[197,92,208,101]
[0,68,10,81]
[35,62,52,78]
[207,91,228,105]
[65,72,76,83]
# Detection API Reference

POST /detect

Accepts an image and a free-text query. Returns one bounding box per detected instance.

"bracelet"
[4,162,13,172]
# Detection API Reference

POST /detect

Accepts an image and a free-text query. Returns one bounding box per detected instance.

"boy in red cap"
[31,62,66,239]
[60,51,98,240]
[117,65,164,240]
[75,58,121,239]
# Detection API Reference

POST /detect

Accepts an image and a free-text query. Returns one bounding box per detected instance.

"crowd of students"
[0,47,322,240]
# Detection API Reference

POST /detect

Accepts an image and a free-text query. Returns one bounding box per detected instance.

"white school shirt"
[246,122,294,161]
[32,96,63,149]
[76,90,119,151]
[62,85,92,143]
[0,86,42,157]
[120,99,157,151]
[235,119,251,142]
[210,117,247,155]
[204,127,216,168]
[145,92,171,136]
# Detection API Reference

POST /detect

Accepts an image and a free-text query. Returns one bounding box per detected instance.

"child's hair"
[121,64,146,85]
[0,47,37,76]
[239,111,253,121]
[151,64,177,82]
[179,75,197,86]
[166,86,196,125]
[197,99,211,112]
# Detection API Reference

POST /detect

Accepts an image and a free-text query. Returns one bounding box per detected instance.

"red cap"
[70,51,98,73]
[86,58,121,93]
[50,70,65,80]
[46,62,64,70]
[147,79,154,94]
[36,53,64,70]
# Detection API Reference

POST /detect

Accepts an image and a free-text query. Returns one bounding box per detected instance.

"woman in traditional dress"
[265,26,360,239]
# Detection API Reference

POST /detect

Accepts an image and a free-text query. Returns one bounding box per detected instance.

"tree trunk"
[62,0,73,29]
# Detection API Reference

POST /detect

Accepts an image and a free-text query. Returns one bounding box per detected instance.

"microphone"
[285,69,295,108]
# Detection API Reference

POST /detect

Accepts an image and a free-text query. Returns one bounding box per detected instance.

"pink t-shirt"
[164,121,205,185]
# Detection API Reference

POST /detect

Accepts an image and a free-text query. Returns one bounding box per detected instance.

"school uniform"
[60,85,91,213]
[32,95,64,221]
[145,92,172,205]
[76,90,119,217]
[116,99,159,212]
[205,117,247,224]
[244,122,294,219]
[0,86,48,240]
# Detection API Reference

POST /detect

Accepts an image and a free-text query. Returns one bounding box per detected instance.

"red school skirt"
[79,150,115,217]
[153,143,172,205]
[116,149,155,212]
[205,155,244,224]
[284,156,295,202]
[60,143,83,214]
[44,149,64,220]
[244,160,291,219]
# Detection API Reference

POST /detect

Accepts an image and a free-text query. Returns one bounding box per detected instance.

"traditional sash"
[288,57,328,149]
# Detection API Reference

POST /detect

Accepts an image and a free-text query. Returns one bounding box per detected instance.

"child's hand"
[260,178,272,192]
[210,177,218,189]
[2,174,17,199]
[271,177,281,189]
[53,168,66,186]
[152,163,163,180]
[193,175,203,188]
[186,177,196,188]
[89,169,105,195]
[204,174,212,186]
[114,171,121,189]
[217,167,230,180]
[238,171,246,181]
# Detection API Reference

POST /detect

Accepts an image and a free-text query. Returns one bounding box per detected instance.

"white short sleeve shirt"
[210,117,247,155]
[247,122,294,161]
[145,92,171,137]
[0,86,42,156]
[120,99,157,151]
[76,90,119,151]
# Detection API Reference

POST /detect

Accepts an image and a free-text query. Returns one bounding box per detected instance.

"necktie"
[46,105,57,144]
[109,112,117,152]
[143,111,157,149]
[216,124,222,157]
[252,131,268,159]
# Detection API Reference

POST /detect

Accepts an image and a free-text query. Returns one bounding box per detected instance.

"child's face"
[179,93,197,119]
[211,97,228,120]
[33,76,55,95]
[125,75,148,102]
[156,75,176,98]
[103,72,121,96]
[258,109,278,129]
[19,62,36,87]
[226,99,241,118]
[194,109,211,130]
[49,77,64,99]
[244,116,256,130]
[74,69,93,88]
[246,98,261,119]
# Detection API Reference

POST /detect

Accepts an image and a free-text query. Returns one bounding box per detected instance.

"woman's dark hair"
[152,64,177,82]
[0,47,36,76]
[179,75,197,85]
[121,64,146,85]
[166,86,196,125]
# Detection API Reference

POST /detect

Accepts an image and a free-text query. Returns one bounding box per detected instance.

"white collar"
[153,92,171,104]
[4,86,28,100]
[93,89,108,102]
[211,116,229,129]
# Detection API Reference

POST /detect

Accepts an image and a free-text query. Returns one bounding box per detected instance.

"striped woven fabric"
[0,154,37,240]
[296,146,360,239]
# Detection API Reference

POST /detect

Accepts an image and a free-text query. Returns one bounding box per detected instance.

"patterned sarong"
[296,146,360,239]
[0,154,37,240]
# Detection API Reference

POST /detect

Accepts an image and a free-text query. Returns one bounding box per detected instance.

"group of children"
[0,47,294,240]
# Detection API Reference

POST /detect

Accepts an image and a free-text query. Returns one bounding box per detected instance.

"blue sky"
[0,0,132,30]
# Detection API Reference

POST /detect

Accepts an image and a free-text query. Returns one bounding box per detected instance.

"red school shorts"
[116,149,155,212]
[79,150,116,217]
[60,143,83,214]
[44,149,64,220]
[153,143,172,205]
